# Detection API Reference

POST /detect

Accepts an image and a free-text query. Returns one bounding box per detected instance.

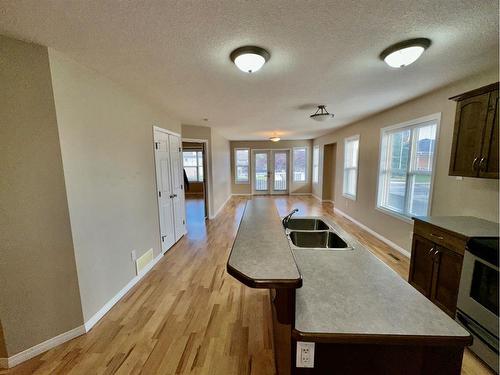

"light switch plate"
[296,341,315,368]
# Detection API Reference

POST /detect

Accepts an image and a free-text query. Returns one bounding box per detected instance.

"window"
[183,151,204,182]
[343,135,360,199]
[377,115,439,219]
[235,148,249,183]
[293,147,307,182]
[312,146,319,184]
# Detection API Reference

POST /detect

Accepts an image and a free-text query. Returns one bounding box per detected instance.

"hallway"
[3,196,491,375]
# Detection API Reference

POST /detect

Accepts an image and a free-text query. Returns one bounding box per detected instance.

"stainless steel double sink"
[284,217,352,251]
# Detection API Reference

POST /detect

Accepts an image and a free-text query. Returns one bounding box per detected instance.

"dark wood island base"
[270,288,470,375]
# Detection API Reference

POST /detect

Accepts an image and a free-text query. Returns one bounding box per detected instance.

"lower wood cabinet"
[431,246,463,316]
[409,221,465,317]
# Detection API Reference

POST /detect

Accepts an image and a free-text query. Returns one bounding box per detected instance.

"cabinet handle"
[430,233,444,240]
[479,157,486,171]
[428,247,435,256]
[472,157,479,171]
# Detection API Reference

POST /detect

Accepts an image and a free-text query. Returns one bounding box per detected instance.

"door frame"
[251,148,291,196]
[182,137,211,219]
[181,138,209,219]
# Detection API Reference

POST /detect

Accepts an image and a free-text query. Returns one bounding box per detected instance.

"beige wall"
[48,49,181,322]
[230,140,313,195]
[181,125,231,217]
[0,36,84,356]
[211,130,232,214]
[314,69,499,252]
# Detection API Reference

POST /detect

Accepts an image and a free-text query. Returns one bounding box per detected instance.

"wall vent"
[136,248,154,275]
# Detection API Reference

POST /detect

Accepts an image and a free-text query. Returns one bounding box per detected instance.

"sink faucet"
[282,208,299,228]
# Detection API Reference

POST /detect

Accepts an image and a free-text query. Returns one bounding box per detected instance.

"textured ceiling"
[0,1,498,140]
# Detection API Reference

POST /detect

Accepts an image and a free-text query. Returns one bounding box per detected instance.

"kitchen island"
[227,198,472,375]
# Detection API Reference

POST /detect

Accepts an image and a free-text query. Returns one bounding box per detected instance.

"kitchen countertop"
[226,198,301,288]
[292,219,471,342]
[413,216,499,238]
[227,198,471,343]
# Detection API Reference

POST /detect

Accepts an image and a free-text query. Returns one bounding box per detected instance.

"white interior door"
[271,150,289,194]
[154,131,175,252]
[168,134,186,241]
[253,151,270,194]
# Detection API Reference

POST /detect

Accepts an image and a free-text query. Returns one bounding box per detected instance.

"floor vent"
[136,248,154,275]
[388,253,400,261]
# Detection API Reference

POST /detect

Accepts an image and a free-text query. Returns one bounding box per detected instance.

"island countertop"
[226,197,302,288]
[292,219,471,344]
[227,198,471,345]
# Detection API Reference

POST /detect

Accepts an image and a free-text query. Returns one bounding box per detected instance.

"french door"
[252,150,289,195]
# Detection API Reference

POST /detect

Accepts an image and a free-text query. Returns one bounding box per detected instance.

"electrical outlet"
[456,176,463,181]
[296,341,315,368]
[131,250,137,262]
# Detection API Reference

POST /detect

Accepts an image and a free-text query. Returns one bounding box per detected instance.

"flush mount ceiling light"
[310,105,334,122]
[380,38,431,68]
[269,136,281,142]
[230,46,270,73]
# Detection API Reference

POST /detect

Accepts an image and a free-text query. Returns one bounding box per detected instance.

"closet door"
[168,134,186,240]
[154,131,175,252]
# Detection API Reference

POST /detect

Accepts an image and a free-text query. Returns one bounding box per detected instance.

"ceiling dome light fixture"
[310,105,334,122]
[230,46,270,73]
[380,38,431,68]
[269,136,281,142]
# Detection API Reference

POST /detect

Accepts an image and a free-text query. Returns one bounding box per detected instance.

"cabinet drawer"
[413,221,466,255]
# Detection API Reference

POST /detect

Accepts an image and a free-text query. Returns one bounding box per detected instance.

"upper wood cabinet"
[449,82,499,179]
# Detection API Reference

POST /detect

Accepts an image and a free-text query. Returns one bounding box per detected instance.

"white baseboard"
[231,193,252,196]
[334,207,410,258]
[2,325,86,369]
[84,253,163,332]
[209,194,231,219]
[311,194,334,203]
[1,252,164,369]
[289,192,312,196]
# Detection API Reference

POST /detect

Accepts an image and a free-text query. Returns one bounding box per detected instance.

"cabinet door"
[449,92,490,177]
[430,246,463,317]
[479,89,499,178]
[409,234,436,298]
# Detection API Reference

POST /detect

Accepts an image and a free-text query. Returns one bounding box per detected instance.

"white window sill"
[375,206,414,224]
[342,193,356,201]
[235,180,250,185]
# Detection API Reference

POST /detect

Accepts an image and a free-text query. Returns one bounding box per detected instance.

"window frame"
[312,145,320,184]
[182,150,204,182]
[292,146,308,183]
[342,135,360,200]
[234,148,250,184]
[375,113,441,223]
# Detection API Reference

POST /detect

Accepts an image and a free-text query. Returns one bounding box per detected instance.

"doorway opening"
[251,149,290,195]
[182,141,208,232]
[322,143,337,203]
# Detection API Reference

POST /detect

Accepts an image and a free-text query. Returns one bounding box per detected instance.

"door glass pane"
[255,153,268,191]
[385,129,410,213]
[274,152,287,191]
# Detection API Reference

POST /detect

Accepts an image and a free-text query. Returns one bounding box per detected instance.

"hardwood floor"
[2,196,493,375]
